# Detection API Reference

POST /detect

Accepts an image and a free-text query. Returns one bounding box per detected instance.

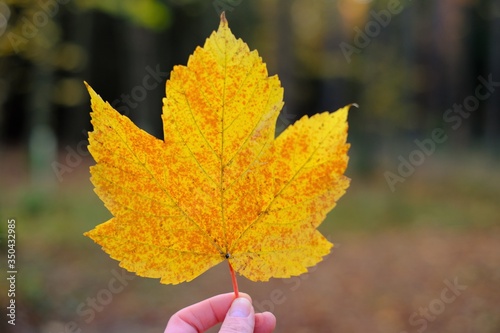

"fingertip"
[255,312,276,333]
[227,297,253,318]
[237,292,252,303]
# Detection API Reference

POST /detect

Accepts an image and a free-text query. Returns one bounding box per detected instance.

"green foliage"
[77,0,171,30]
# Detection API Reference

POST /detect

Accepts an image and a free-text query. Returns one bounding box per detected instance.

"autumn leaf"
[85,13,351,285]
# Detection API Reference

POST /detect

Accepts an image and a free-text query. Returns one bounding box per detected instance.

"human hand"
[165,292,276,333]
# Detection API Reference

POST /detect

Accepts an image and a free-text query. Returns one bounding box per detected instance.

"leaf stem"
[228,261,239,298]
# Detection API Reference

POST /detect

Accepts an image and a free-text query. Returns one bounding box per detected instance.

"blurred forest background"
[1,0,499,332]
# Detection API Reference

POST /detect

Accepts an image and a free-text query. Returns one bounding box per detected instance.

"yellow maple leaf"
[85,13,352,286]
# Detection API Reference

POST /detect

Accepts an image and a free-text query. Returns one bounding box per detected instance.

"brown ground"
[5,227,498,333]
[1,150,499,333]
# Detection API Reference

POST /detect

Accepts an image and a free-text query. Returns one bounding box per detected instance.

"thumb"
[219,297,255,333]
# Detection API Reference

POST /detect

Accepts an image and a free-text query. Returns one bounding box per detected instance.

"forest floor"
[1,149,499,333]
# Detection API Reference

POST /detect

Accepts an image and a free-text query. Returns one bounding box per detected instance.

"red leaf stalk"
[228,261,239,298]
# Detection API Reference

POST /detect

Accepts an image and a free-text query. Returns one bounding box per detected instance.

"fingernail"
[228,298,252,318]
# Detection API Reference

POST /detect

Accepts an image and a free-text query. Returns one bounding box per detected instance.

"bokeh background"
[1,0,499,332]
